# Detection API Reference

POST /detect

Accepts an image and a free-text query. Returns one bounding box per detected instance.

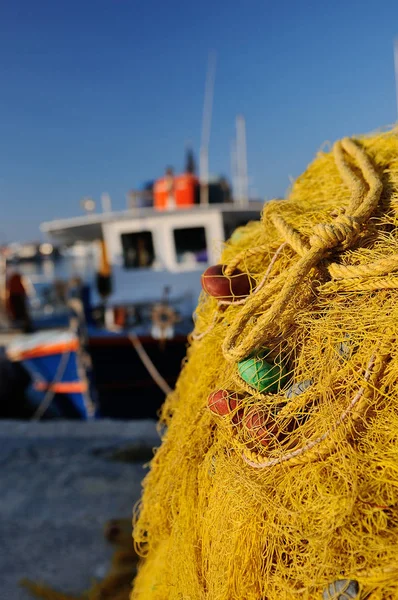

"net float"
[322,579,359,600]
[335,334,354,363]
[201,264,255,302]
[238,351,288,393]
[244,409,277,447]
[208,390,240,416]
[285,379,313,399]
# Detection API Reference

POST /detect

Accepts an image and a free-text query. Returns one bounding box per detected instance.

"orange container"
[154,176,174,210]
[174,174,198,207]
[154,174,198,210]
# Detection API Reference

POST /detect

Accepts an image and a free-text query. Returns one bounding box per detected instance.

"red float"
[245,409,277,447]
[201,264,255,302]
[208,390,240,416]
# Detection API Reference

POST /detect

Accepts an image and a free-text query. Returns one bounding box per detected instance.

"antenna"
[394,39,398,121]
[230,138,238,201]
[235,115,249,206]
[200,51,217,205]
[101,192,112,213]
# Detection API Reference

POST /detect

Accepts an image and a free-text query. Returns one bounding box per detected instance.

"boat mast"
[235,114,249,206]
[230,138,238,202]
[200,51,216,205]
[101,193,112,213]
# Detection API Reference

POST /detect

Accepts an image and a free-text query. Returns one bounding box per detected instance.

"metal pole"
[200,52,216,205]
[230,138,238,203]
[200,147,209,205]
[236,115,249,206]
[101,192,112,213]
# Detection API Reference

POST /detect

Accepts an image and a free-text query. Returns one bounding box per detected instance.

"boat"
[6,329,97,419]
[34,175,262,419]
[4,109,262,419]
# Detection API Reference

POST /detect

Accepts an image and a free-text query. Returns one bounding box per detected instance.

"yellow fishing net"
[131,131,398,600]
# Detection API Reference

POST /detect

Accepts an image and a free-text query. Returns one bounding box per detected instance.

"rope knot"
[309,215,361,252]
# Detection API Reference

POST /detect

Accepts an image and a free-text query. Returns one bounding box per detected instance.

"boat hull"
[6,331,97,419]
[87,334,187,419]
[4,328,188,420]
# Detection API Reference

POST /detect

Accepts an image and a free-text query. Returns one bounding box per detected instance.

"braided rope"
[241,330,390,469]
[219,243,288,307]
[222,138,383,363]
[320,275,398,294]
[241,353,376,469]
[271,215,309,256]
[328,254,398,280]
[191,244,288,342]
[340,137,383,221]
[333,138,368,214]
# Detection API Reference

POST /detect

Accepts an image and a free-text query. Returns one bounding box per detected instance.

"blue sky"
[1,0,398,242]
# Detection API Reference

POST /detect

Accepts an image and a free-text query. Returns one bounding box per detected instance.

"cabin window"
[173,226,208,265]
[121,231,155,269]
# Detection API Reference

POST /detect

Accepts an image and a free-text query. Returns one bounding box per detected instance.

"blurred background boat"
[1,160,262,420]
[0,70,263,421]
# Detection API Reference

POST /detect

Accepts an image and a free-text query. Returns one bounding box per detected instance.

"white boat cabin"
[41,203,262,315]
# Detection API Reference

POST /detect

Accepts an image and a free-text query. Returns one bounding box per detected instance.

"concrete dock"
[0,419,159,599]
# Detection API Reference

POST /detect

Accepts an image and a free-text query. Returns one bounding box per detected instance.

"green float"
[238,350,288,393]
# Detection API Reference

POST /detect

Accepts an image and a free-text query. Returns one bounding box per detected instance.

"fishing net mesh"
[131,131,398,600]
